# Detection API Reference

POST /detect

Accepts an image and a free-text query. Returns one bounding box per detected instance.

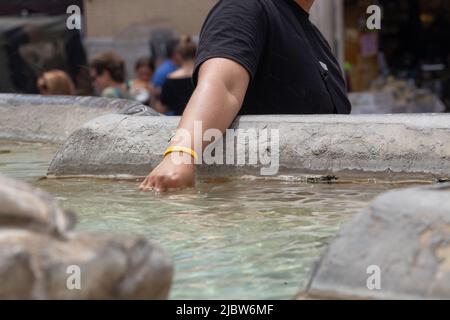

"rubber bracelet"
[163,146,198,161]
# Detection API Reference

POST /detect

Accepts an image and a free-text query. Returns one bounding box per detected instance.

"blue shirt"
[151,59,178,87]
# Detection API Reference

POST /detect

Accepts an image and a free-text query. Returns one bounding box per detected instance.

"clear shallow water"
[0,140,421,299]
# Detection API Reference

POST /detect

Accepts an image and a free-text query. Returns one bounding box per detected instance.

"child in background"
[127,57,155,105]
[37,70,76,96]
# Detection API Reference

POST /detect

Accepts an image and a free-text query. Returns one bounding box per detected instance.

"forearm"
[140,58,250,191]
[169,59,250,153]
[170,82,240,150]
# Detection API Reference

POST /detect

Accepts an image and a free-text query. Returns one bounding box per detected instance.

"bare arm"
[139,58,250,192]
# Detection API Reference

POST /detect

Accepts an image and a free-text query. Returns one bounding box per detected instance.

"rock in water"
[0,175,76,238]
[0,174,173,299]
[300,183,450,299]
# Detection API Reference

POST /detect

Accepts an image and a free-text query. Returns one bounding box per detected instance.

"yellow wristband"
[163,146,198,161]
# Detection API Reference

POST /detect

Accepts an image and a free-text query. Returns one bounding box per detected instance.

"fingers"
[152,175,167,192]
[154,175,187,192]
[139,173,186,193]
[139,174,169,192]
[139,175,155,191]
[139,176,149,189]
[139,160,195,193]
[139,175,152,190]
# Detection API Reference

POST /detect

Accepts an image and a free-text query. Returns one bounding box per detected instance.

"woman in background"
[156,36,197,115]
[37,70,76,95]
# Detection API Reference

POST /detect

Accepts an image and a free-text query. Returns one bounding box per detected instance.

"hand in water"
[139,153,195,192]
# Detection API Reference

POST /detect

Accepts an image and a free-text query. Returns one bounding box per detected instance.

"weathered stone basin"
[0,94,159,143]
[47,113,450,180]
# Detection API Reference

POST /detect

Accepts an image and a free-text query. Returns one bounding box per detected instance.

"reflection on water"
[0,141,421,299]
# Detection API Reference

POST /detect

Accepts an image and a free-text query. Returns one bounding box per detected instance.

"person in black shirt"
[159,77,194,115]
[140,0,351,192]
[157,36,196,115]
[194,0,351,115]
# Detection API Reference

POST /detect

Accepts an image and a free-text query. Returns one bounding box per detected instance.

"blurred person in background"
[155,36,197,115]
[151,38,180,97]
[90,52,132,99]
[127,57,156,105]
[37,70,76,96]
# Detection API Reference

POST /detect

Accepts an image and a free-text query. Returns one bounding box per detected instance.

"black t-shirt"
[160,77,194,115]
[193,0,352,115]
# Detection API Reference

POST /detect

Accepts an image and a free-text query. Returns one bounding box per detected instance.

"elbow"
[195,75,244,111]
